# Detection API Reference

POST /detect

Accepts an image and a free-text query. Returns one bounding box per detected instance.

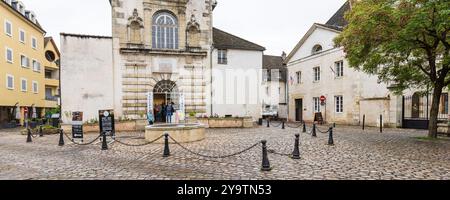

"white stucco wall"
[286,25,397,126]
[211,49,263,121]
[60,35,114,123]
[290,26,339,62]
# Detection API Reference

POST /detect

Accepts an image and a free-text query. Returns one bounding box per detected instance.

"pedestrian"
[166,102,175,123]
[147,111,154,125]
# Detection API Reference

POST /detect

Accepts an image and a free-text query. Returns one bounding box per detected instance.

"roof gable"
[285,24,340,63]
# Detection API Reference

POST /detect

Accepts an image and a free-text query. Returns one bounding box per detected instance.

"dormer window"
[312,44,323,55]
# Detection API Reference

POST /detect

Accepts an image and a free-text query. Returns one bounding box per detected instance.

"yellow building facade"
[0,0,59,126]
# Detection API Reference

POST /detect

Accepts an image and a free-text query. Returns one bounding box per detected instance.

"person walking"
[166,102,175,124]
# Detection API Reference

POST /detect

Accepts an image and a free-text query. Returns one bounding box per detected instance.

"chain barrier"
[28,128,39,138]
[269,121,283,128]
[285,122,303,129]
[169,136,261,159]
[316,126,331,134]
[111,135,165,147]
[267,149,292,157]
[63,131,101,146]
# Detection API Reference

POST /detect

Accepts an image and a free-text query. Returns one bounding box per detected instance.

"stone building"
[262,54,288,119]
[286,1,449,128]
[286,1,397,126]
[61,0,266,123]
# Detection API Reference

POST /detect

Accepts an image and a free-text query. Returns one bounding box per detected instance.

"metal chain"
[285,123,303,128]
[268,149,292,157]
[28,129,39,138]
[63,131,101,146]
[316,127,331,134]
[269,121,283,127]
[111,135,165,147]
[169,136,261,159]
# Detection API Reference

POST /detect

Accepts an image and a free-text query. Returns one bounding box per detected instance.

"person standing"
[147,110,154,125]
[166,102,175,123]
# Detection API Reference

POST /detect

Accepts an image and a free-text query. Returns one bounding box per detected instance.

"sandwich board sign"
[99,110,115,136]
[72,112,84,139]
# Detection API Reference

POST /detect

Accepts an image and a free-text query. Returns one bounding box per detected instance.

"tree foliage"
[335,0,450,94]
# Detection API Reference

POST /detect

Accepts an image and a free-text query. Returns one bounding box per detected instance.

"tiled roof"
[325,0,351,31]
[263,55,287,82]
[213,28,266,51]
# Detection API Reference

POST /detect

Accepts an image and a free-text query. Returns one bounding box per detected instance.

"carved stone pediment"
[187,14,200,32]
[128,9,144,28]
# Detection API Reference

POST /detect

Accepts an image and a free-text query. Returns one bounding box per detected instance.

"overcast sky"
[20,0,347,56]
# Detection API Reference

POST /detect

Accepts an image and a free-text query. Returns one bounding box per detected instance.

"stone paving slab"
[0,125,449,180]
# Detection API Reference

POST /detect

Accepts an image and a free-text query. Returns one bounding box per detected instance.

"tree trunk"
[428,84,444,138]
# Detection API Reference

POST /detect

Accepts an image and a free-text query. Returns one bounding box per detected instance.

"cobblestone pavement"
[0,125,449,180]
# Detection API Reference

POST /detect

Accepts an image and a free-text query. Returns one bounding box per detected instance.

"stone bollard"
[282,121,285,129]
[261,140,272,171]
[58,129,65,146]
[26,128,32,143]
[163,133,171,157]
[328,127,334,146]
[39,125,44,137]
[292,134,301,159]
[312,124,317,137]
[302,122,307,133]
[101,132,108,150]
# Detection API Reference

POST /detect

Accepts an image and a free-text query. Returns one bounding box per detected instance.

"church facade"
[60,0,266,123]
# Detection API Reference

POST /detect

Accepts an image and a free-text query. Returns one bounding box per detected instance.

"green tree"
[335,0,450,138]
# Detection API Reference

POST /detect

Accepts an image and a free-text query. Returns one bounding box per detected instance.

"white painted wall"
[287,26,397,126]
[60,35,114,123]
[289,26,339,62]
[211,49,263,121]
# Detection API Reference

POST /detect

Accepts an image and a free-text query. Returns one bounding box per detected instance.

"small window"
[335,96,344,113]
[20,78,27,92]
[32,60,41,72]
[335,60,344,77]
[312,44,323,55]
[6,74,14,90]
[313,97,321,112]
[4,20,12,36]
[20,55,29,68]
[32,81,38,93]
[313,67,321,82]
[6,47,13,63]
[19,29,25,43]
[263,70,269,82]
[45,51,56,62]
[296,71,302,84]
[218,50,227,64]
[31,37,37,49]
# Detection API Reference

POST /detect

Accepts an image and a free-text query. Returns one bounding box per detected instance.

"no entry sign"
[320,96,326,102]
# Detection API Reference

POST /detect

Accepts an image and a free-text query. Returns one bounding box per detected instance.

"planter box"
[197,117,254,128]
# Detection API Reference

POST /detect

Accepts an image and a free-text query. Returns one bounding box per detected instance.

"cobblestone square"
[0,125,449,180]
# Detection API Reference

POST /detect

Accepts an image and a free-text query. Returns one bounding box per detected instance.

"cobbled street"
[1,125,449,180]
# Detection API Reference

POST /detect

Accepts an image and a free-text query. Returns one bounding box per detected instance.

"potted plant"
[186,111,198,123]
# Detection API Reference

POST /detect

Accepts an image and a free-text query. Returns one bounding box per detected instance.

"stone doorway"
[153,80,179,123]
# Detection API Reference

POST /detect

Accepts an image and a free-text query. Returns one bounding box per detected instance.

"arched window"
[152,12,179,49]
[312,44,323,55]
